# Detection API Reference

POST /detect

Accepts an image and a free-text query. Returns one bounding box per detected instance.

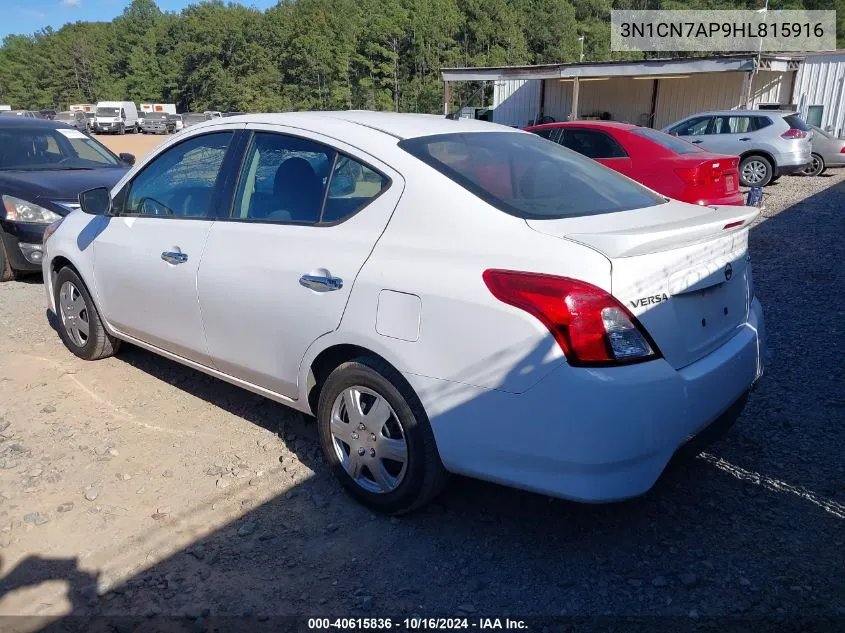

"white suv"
[43,112,766,513]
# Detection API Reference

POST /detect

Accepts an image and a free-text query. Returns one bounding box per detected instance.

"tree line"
[0,0,841,114]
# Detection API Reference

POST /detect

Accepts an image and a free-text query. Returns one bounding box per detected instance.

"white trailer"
[140,103,177,115]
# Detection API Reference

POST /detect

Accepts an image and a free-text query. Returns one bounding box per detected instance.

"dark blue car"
[0,117,134,281]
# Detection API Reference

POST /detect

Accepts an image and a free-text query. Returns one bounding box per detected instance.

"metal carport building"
[441,54,801,129]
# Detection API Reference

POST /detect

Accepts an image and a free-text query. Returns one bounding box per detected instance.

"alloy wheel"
[59,281,90,347]
[741,160,768,185]
[329,386,408,494]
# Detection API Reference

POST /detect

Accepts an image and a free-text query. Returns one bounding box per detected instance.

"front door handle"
[691,139,703,144]
[299,274,343,291]
[161,251,188,265]
[739,137,751,141]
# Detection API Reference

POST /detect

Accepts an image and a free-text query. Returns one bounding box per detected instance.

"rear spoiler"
[564,206,759,259]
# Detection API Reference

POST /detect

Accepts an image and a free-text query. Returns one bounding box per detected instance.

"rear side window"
[631,128,703,154]
[529,128,560,142]
[399,132,664,220]
[712,116,755,134]
[752,116,772,131]
[560,128,627,159]
[783,114,810,131]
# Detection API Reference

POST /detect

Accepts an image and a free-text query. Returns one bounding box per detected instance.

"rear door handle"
[299,274,343,291]
[739,137,751,141]
[691,139,703,144]
[161,251,188,265]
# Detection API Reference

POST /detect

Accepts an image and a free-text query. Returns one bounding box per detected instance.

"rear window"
[783,114,810,131]
[632,128,702,154]
[399,132,664,220]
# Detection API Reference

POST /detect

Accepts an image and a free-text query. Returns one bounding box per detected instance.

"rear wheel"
[54,267,120,360]
[800,153,825,177]
[739,155,773,187]
[317,357,448,514]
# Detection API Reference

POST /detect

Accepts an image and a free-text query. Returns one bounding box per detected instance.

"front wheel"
[118,123,125,135]
[54,267,120,360]
[317,357,448,514]
[739,155,773,187]
[800,153,825,177]
[0,233,17,282]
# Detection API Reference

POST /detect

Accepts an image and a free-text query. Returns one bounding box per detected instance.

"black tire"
[0,233,16,283]
[317,357,448,514]
[800,153,825,177]
[53,266,120,361]
[118,123,125,136]
[739,155,773,187]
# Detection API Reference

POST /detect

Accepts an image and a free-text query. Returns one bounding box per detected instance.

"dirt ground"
[0,170,844,628]
[95,133,168,161]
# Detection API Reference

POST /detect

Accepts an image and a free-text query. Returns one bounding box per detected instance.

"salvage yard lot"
[0,167,843,622]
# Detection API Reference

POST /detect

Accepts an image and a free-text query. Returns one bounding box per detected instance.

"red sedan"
[524,121,744,206]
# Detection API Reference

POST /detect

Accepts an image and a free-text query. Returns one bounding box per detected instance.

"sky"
[4,0,278,40]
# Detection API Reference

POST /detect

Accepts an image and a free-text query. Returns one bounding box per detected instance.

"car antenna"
[445,83,487,120]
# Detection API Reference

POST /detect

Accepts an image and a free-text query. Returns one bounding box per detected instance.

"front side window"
[669,116,711,136]
[232,132,389,224]
[399,131,664,220]
[119,132,232,218]
[560,128,627,159]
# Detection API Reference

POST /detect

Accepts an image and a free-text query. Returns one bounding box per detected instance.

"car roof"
[527,121,639,131]
[680,110,796,118]
[0,116,75,130]
[194,111,510,140]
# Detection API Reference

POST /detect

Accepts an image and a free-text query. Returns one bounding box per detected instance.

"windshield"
[146,113,168,120]
[632,128,703,154]
[183,113,208,124]
[0,128,121,170]
[97,107,120,117]
[399,131,664,220]
[55,112,75,121]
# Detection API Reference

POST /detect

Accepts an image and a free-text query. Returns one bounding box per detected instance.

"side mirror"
[79,187,112,216]
[119,152,135,165]
[330,175,355,197]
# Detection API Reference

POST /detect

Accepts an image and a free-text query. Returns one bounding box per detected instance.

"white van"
[0,105,11,111]
[94,101,139,134]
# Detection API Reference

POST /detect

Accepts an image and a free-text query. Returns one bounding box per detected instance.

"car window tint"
[233,132,333,224]
[530,128,554,140]
[400,132,664,220]
[753,116,772,131]
[322,154,390,223]
[670,116,711,136]
[783,114,811,131]
[631,128,703,154]
[712,116,754,134]
[560,128,627,159]
[122,132,232,218]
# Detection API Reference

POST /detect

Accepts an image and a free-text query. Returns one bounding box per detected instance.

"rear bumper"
[775,150,812,169]
[697,191,745,206]
[409,298,766,502]
[0,221,46,273]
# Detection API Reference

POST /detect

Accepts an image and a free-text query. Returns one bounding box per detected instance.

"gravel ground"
[0,171,843,628]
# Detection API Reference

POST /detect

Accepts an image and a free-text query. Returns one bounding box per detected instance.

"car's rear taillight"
[674,160,730,187]
[840,147,845,154]
[482,270,661,366]
[781,128,807,139]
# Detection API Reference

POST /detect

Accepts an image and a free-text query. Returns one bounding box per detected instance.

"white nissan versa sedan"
[42,112,766,513]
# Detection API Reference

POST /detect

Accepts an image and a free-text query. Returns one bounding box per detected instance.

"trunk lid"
[527,200,758,369]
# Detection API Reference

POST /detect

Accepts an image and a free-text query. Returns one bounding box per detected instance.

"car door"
[92,129,241,365]
[559,127,635,177]
[197,125,403,399]
[666,115,713,149]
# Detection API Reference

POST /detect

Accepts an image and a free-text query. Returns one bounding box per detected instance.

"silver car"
[801,126,845,176]
[663,110,812,187]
